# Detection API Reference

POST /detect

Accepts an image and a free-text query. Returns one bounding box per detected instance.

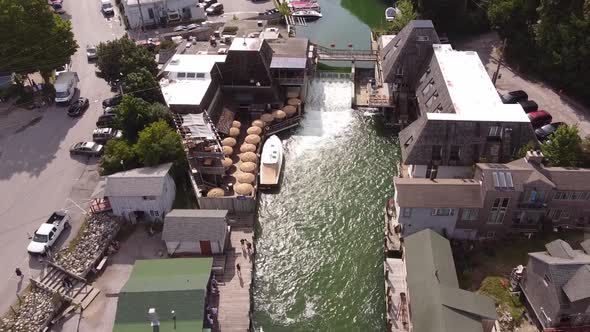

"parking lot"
[457,32,590,138]
[0,0,124,315]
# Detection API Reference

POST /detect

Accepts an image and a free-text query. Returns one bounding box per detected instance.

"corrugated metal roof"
[270,57,307,69]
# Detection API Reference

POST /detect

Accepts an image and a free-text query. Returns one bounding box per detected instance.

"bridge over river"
[314,44,378,62]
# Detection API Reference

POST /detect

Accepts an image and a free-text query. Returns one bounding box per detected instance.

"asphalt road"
[0,0,124,315]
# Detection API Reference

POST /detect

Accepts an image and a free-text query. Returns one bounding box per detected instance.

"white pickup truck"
[27,211,71,255]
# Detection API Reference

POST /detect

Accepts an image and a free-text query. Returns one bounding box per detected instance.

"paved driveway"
[0,0,124,315]
[455,32,590,139]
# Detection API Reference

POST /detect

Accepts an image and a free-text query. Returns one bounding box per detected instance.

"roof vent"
[525,150,544,165]
[148,308,160,327]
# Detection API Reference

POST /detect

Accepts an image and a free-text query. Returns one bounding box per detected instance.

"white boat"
[385,7,399,21]
[289,1,321,12]
[292,10,322,20]
[259,135,283,188]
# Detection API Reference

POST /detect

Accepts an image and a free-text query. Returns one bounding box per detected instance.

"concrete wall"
[109,174,176,221]
[397,207,458,237]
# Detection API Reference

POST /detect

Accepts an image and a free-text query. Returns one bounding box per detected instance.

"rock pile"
[0,287,57,332]
[55,214,120,276]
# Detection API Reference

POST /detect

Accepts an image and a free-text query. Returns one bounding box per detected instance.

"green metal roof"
[404,230,497,332]
[114,258,213,332]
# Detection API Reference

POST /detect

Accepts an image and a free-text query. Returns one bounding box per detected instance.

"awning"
[181,113,215,140]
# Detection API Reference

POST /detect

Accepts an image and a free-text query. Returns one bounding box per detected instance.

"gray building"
[162,209,229,255]
[385,229,497,332]
[393,151,590,240]
[521,239,590,329]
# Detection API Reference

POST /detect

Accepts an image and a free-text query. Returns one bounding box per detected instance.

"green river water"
[254,80,400,331]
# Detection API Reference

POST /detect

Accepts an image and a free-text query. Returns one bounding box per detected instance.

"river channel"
[253,79,399,331]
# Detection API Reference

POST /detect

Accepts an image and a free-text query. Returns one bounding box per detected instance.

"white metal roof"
[105,163,172,197]
[430,44,530,123]
[159,54,226,106]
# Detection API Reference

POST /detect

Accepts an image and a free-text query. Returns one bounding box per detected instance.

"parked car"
[86,44,98,60]
[517,100,539,113]
[103,106,117,115]
[27,211,71,255]
[186,23,200,31]
[70,141,104,156]
[500,90,528,104]
[50,0,63,4]
[51,3,65,14]
[204,0,217,8]
[96,113,117,127]
[55,63,70,77]
[206,3,223,15]
[173,25,187,32]
[528,111,552,129]
[101,0,114,15]
[102,94,122,108]
[535,122,565,142]
[92,127,122,144]
[67,97,90,117]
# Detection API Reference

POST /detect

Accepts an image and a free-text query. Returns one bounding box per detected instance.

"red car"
[528,111,552,129]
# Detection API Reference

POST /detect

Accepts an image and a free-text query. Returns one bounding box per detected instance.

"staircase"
[32,261,100,310]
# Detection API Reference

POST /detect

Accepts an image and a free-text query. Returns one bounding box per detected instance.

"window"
[196,73,206,78]
[431,208,454,216]
[461,209,479,221]
[432,145,442,160]
[404,136,413,148]
[488,198,509,224]
[547,209,562,221]
[177,72,186,79]
[425,91,438,107]
[450,145,462,161]
[561,210,570,219]
[492,172,514,190]
[154,211,160,217]
[422,79,434,96]
[426,165,438,179]
[544,274,552,284]
[148,8,154,19]
[142,196,156,200]
[416,36,429,41]
[485,231,496,239]
[418,67,430,84]
[488,126,502,137]
[186,72,196,79]
[402,208,412,217]
[554,191,588,200]
[434,104,443,113]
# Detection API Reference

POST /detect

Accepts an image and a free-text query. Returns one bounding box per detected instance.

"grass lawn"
[478,276,524,323]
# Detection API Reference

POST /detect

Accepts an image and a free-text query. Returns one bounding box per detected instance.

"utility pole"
[492,38,507,86]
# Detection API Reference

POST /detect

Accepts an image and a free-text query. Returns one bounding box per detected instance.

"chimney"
[525,150,544,165]
[148,308,160,329]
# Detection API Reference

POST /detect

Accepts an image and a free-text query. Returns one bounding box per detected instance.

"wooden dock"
[216,227,254,332]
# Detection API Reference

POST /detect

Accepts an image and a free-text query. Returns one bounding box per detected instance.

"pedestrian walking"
[15,268,23,278]
[246,241,252,254]
[240,239,245,246]
[236,263,241,276]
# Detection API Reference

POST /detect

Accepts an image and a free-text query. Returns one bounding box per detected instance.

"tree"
[114,96,173,141]
[135,120,184,166]
[416,0,466,31]
[0,0,78,82]
[387,0,418,33]
[96,37,157,85]
[100,139,138,175]
[516,140,538,159]
[273,0,291,16]
[123,68,162,103]
[541,124,582,167]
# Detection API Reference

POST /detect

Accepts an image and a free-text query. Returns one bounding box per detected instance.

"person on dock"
[236,263,241,277]
[246,241,252,254]
[15,268,23,279]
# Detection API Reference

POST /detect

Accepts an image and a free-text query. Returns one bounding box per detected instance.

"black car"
[500,90,528,104]
[67,97,90,117]
[203,0,217,8]
[102,94,122,108]
[517,100,539,113]
[96,113,117,128]
[535,122,564,142]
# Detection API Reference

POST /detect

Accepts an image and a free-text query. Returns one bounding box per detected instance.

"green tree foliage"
[541,124,582,167]
[273,0,291,16]
[488,0,590,102]
[114,96,172,141]
[135,120,184,167]
[100,139,138,175]
[123,68,162,103]
[388,0,418,33]
[96,37,157,85]
[516,140,538,159]
[0,0,78,81]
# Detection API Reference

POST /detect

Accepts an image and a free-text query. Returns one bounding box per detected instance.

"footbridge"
[314,44,378,62]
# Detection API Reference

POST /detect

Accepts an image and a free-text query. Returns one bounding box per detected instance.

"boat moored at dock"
[292,10,323,20]
[259,135,284,188]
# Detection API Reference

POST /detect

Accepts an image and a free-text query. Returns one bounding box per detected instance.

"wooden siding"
[109,174,176,221]
[198,196,256,213]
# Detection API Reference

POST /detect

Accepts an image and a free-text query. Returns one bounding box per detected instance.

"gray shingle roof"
[404,229,496,332]
[394,177,483,208]
[163,209,228,242]
[562,265,590,302]
[546,239,577,259]
[105,163,172,197]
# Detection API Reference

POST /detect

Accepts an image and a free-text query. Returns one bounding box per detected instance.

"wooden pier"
[216,227,254,332]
